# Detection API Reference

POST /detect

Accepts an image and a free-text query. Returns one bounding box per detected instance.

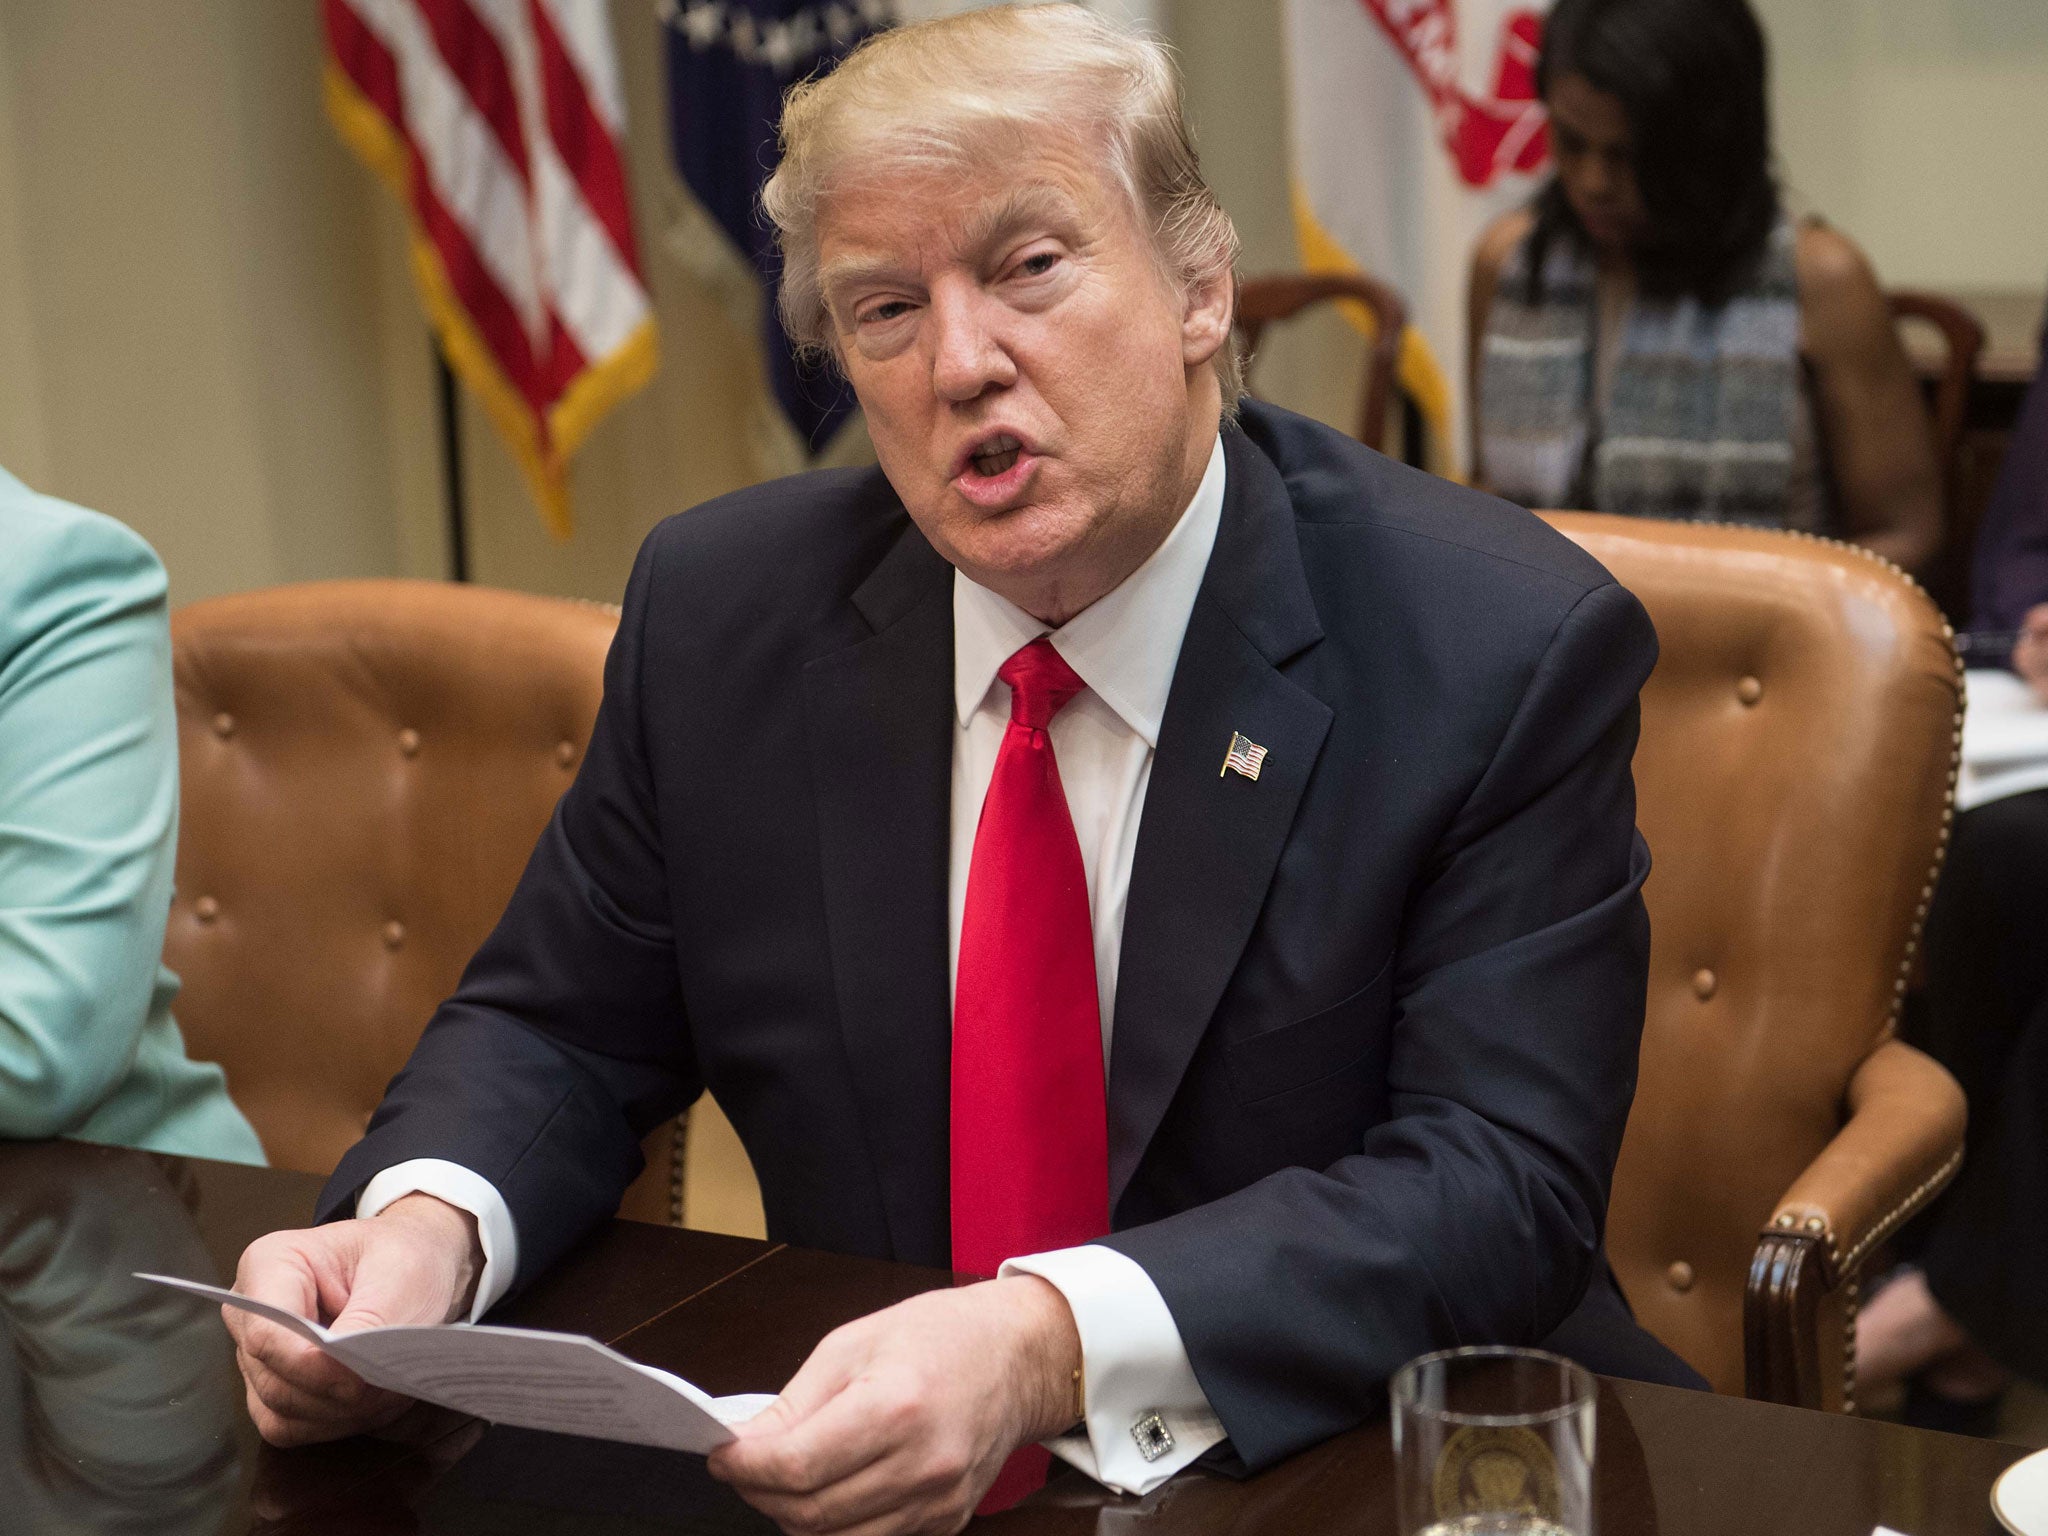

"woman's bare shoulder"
[1794,219,1882,298]
[1792,218,1892,356]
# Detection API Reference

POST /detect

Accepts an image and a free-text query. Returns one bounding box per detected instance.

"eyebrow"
[958,181,1084,257]
[818,181,1086,309]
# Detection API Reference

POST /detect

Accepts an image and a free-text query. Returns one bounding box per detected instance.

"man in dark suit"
[228,6,1696,1531]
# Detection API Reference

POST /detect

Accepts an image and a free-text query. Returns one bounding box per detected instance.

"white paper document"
[137,1272,776,1454]
[1960,668,2048,811]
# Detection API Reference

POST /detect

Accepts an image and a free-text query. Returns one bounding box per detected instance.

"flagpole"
[434,344,470,583]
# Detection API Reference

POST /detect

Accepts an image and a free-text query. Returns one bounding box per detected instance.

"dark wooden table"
[0,1140,2029,1535]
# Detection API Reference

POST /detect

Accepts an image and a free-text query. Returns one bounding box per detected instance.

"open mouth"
[970,433,1022,478]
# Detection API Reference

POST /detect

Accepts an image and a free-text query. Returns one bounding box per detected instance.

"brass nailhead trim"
[1836,1151,1964,1416]
[1843,1272,1861,1415]
[669,1107,690,1227]
[1835,1146,1966,1279]
[1648,526,1962,1057]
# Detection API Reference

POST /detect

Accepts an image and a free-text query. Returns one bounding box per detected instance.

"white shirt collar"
[952,435,1227,748]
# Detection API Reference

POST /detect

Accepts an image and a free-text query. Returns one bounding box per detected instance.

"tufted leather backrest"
[165,580,678,1224]
[1546,515,1961,1399]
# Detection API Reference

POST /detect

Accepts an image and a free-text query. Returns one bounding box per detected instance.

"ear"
[1180,263,1235,368]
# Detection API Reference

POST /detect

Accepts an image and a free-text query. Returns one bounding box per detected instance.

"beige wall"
[0,0,401,602]
[0,2,2040,607]
[1170,0,1386,437]
[1175,0,2048,297]
[1173,0,2048,433]
[1758,0,2048,291]
[0,0,767,607]
[0,8,47,489]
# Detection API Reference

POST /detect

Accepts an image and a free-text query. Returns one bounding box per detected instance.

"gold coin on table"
[1432,1424,1562,1523]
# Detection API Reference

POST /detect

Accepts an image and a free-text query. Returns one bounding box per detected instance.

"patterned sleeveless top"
[1479,216,1823,528]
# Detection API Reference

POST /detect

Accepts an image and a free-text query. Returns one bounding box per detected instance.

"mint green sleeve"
[0,509,186,1136]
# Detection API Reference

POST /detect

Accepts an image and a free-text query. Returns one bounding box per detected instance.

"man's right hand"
[228,1192,484,1448]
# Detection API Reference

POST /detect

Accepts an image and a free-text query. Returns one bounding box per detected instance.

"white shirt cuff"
[357,1159,519,1323]
[1001,1244,1226,1495]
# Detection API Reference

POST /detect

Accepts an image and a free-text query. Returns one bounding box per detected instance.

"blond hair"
[761,3,1243,405]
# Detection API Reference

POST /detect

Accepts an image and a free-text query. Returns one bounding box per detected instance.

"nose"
[928,284,1016,403]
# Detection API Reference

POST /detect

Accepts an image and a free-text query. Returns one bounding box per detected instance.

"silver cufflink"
[1131,1411,1174,1462]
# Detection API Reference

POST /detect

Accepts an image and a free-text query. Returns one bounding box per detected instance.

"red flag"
[323,0,658,538]
[1360,0,1548,189]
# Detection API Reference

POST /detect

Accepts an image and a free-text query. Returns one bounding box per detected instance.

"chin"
[953,521,1090,589]
[957,534,1074,585]
[954,496,1078,548]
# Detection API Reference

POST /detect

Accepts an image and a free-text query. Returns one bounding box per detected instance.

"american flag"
[323,0,658,538]
[1222,732,1269,781]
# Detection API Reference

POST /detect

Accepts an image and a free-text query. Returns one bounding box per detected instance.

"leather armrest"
[1743,1038,1964,1408]
[1766,1037,1966,1285]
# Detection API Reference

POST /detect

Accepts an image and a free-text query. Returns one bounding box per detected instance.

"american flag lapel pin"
[1221,731,1268,781]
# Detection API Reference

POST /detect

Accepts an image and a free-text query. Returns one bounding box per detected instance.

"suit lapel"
[1107,429,1333,1205]
[803,521,956,1267]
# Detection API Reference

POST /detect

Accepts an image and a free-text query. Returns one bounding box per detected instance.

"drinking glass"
[1389,1346,1596,1536]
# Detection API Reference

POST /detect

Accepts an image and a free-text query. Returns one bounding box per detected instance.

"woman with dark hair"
[1467,0,1940,570]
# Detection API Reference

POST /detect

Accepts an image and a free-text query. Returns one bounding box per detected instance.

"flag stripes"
[536,4,639,270]
[323,0,657,537]
[1221,733,1269,782]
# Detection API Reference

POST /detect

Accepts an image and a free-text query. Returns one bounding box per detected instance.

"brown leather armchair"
[164,580,681,1226]
[171,537,1965,1406]
[1548,514,1968,1411]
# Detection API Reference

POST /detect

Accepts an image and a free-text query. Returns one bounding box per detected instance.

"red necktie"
[952,638,1109,1510]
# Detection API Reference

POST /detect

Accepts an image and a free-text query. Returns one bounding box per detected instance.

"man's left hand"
[706,1274,1081,1536]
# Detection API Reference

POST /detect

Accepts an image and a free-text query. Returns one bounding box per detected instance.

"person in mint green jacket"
[0,468,262,1163]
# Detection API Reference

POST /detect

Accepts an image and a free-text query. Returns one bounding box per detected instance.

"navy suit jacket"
[323,401,1689,1470]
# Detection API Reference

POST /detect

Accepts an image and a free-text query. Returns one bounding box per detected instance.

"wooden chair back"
[1891,289,1986,508]
[1235,271,1408,453]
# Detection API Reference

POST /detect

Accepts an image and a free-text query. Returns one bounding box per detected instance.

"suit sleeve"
[319,529,700,1293]
[1099,578,1658,1472]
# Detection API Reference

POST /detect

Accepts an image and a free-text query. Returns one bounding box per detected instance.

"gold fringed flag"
[323,0,658,537]
[1284,0,1551,476]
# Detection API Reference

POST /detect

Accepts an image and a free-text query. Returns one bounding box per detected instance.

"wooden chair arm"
[1744,1038,1965,1407]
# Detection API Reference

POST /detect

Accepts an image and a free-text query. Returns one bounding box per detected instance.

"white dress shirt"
[361,436,1232,1495]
